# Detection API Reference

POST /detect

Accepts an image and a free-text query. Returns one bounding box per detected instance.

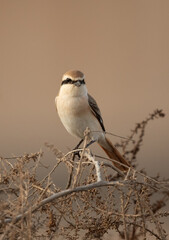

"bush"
[0,109,168,240]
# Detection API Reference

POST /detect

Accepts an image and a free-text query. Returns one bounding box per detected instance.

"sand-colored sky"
[0,0,169,178]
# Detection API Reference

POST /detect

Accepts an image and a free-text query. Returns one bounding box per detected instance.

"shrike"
[55,70,130,171]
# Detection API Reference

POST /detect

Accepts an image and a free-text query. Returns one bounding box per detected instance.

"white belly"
[56,95,103,141]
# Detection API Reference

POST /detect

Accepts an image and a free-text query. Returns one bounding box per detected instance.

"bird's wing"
[88,93,105,132]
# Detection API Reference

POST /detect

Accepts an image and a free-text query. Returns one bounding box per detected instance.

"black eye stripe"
[80,79,85,84]
[61,78,85,86]
[61,78,73,85]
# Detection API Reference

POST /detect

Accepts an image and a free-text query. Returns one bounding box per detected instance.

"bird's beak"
[74,80,81,87]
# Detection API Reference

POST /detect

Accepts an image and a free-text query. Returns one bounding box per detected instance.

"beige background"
[0,0,169,179]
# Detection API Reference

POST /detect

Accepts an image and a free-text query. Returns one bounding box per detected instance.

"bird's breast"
[56,95,88,117]
[56,95,90,138]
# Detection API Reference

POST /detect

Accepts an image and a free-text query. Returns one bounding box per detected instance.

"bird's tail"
[98,136,130,171]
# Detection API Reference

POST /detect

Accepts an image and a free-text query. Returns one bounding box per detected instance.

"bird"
[55,70,130,171]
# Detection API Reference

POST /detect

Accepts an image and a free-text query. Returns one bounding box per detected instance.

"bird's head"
[59,70,87,96]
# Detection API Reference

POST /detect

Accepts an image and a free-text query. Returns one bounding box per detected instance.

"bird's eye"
[66,78,72,83]
[61,78,73,85]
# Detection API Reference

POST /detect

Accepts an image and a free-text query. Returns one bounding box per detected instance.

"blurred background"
[0,0,169,180]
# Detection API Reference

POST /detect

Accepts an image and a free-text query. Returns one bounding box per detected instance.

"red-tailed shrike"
[56,70,130,171]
